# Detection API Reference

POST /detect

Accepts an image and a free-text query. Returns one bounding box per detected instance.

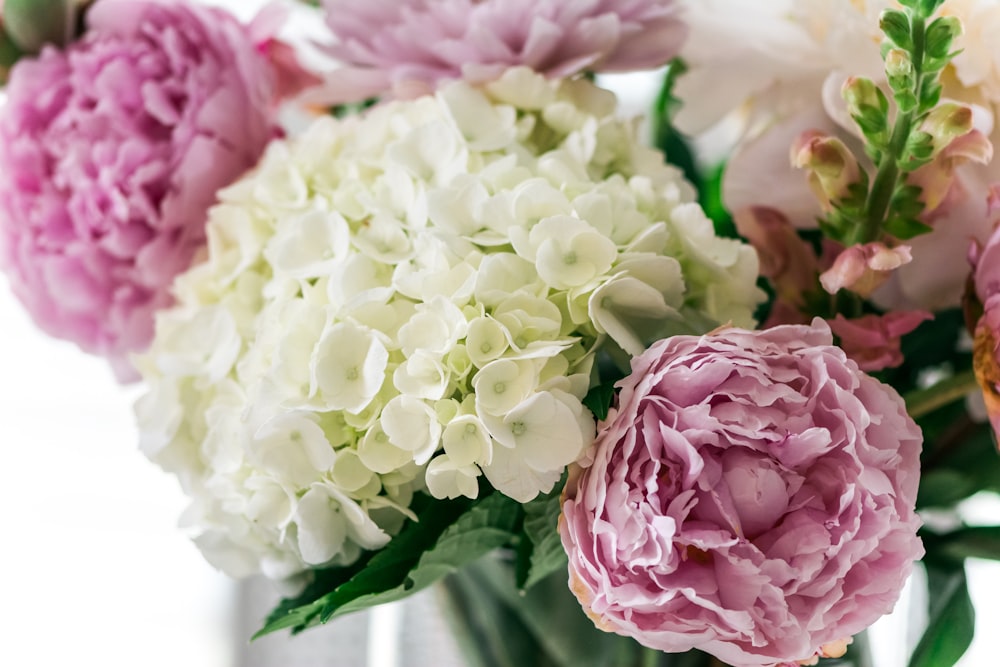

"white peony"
[136,67,763,580]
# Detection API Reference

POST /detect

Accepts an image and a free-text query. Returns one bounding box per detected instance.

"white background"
[0,1,998,666]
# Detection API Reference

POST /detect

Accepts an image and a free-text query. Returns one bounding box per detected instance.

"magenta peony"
[318,0,688,103]
[560,321,923,667]
[0,0,291,379]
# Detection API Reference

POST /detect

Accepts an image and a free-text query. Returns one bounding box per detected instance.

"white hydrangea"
[135,67,763,580]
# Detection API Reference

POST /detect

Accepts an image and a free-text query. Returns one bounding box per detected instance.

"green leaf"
[932,526,1000,562]
[917,468,979,508]
[908,564,975,667]
[2,0,71,52]
[583,382,616,421]
[518,484,569,591]
[0,24,22,83]
[883,215,932,240]
[256,491,523,637]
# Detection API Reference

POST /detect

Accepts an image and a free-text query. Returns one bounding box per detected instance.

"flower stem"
[904,369,979,419]
[642,648,662,667]
[855,15,927,244]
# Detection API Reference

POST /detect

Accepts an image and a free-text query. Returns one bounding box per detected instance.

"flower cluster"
[560,321,924,667]
[317,0,688,103]
[0,0,287,378]
[135,68,762,579]
[677,0,1000,311]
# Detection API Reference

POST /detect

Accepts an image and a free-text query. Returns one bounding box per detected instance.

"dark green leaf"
[519,484,569,591]
[256,491,524,637]
[0,24,22,83]
[908,564,975,667]
[917,469,979,508]
[583,382,616,421]
[932,526,1000,563]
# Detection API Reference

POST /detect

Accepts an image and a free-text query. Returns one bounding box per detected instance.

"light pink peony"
[0,0,292,379]
[560,321,923,667]
[317,0,688,103]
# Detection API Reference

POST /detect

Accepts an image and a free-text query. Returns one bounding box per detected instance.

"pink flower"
[317,0,688,103]
[828,311,932,372]
[819,242,912,297]
[560,321,923,667]
[971,224,1000,444]
[0,0,293,379]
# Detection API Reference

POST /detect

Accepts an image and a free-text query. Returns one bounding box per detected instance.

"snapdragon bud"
[791,131,861,210]
[925,15,961,61]
[922,102,974,154]
[885,48,918,110]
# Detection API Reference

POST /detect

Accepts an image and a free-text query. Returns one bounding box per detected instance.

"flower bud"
[842,76,887,116]
[925,15,961,61]
[880,9,912,49]
[820,242,913,297]
[922,102,974,153]
[885,48,914,79]
[791,131,861,210]
[2,0,72,52]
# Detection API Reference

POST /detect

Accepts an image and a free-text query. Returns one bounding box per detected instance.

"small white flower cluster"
[135,68,763,580]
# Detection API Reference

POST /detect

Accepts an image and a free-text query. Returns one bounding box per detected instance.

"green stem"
[642,648,662,667]
[903,369,979,419]
[855,15,927,244]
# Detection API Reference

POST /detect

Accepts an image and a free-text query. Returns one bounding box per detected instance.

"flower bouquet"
[1,0,998,666]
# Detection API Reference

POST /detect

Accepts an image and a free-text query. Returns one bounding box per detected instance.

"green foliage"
[0,24,22,84]
[907,564,975,667]
[256,490,523,637]
[925,526,1000,563]
[516,484,569,591]
[583,382,616,421]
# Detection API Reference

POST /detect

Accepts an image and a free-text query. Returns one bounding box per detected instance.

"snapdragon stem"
[904,369,979,419]
[855,15,927,245]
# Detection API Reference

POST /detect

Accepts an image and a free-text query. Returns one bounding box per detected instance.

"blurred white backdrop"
[1,2,998,667]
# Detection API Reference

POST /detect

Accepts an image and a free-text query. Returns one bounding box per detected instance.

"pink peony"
[0,0,292,379]
[971,224,1000,444]
[317,0,688,103]
[560,321,923,667]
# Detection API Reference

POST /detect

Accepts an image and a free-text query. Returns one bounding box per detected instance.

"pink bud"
[820,242,912,296]
[829,311,932,371]
[910,129,993,213]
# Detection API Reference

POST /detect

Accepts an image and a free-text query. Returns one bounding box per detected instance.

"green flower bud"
[2,0,72,53]
[924,16,961,61]
[880,9,912,50]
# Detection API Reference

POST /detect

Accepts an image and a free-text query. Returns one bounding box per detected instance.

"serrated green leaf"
[908,565,975,667]
[519,485,569,591]
[884,216,932,240]
[256,491,523,637]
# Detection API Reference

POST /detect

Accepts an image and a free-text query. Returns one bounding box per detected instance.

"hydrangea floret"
[135,68,763,580]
